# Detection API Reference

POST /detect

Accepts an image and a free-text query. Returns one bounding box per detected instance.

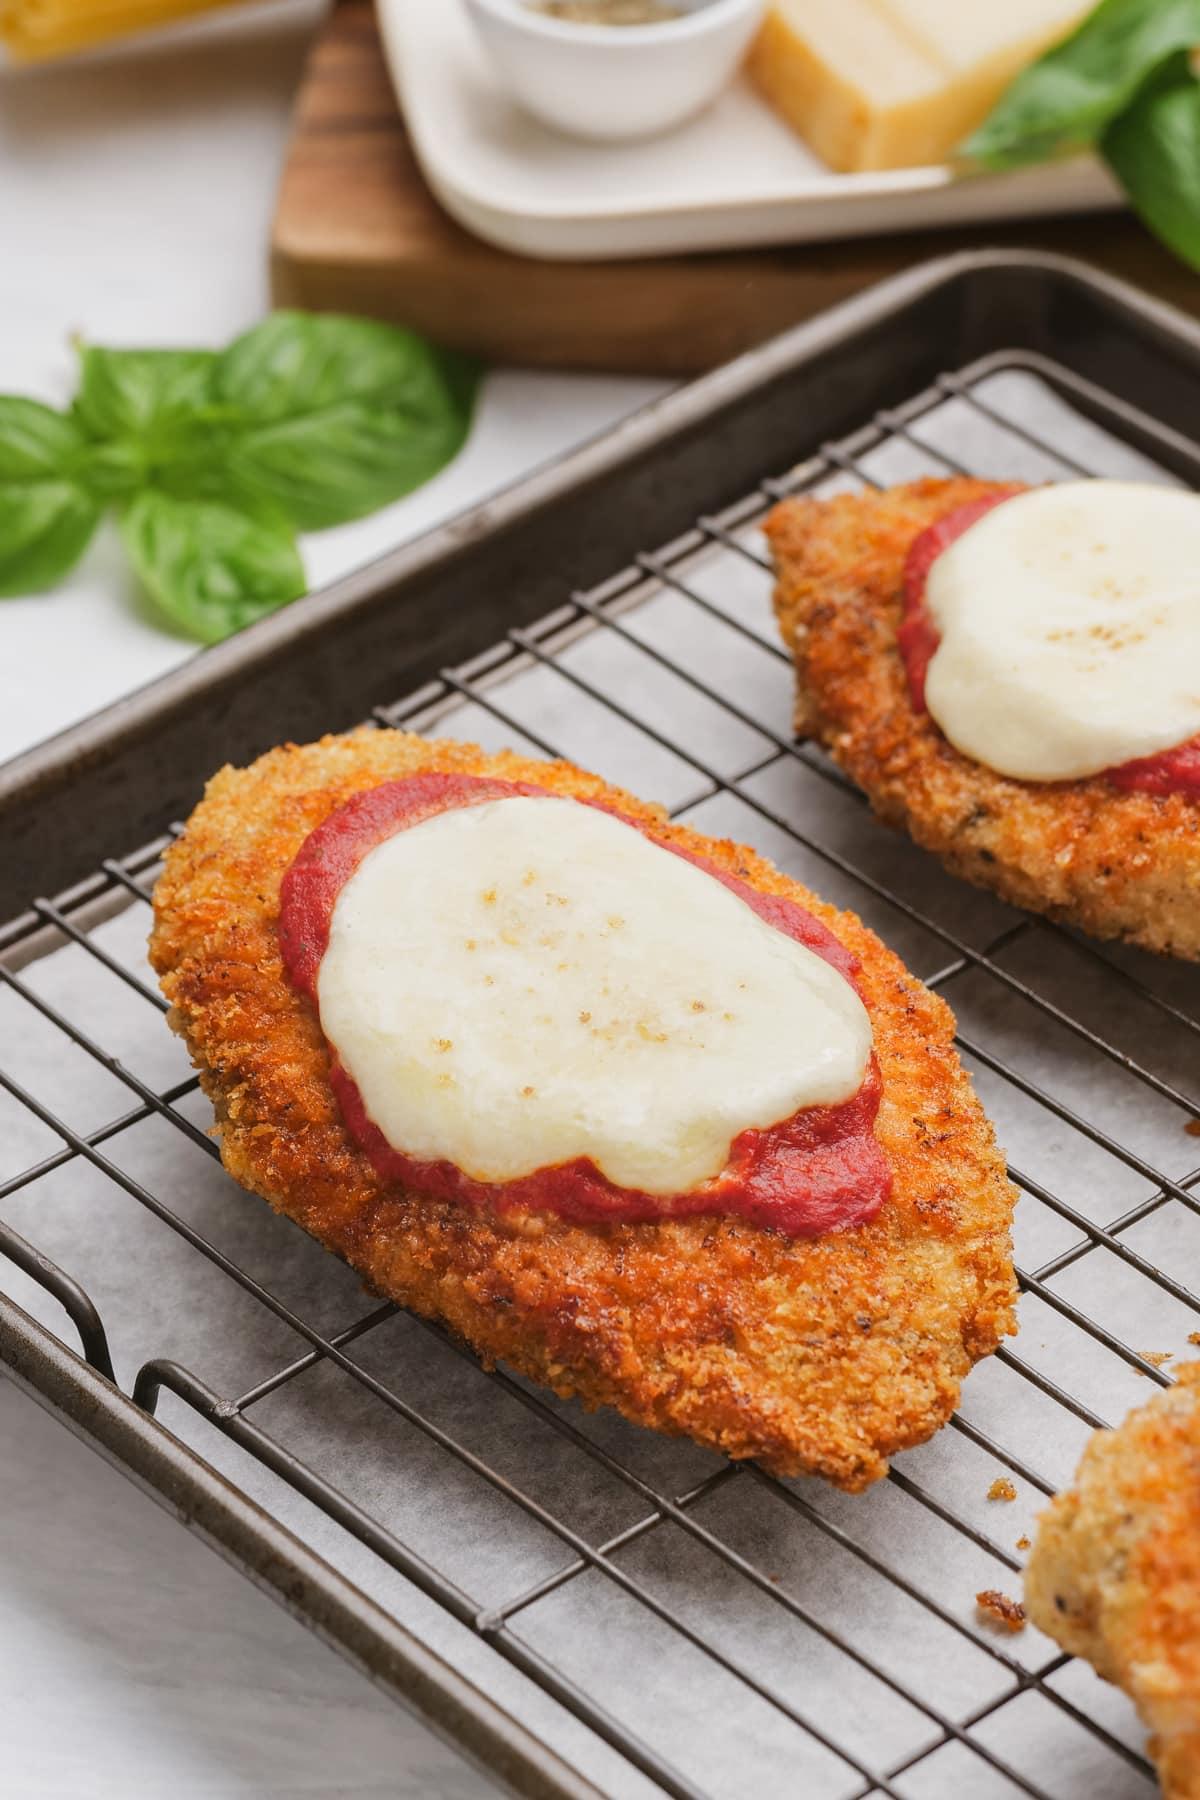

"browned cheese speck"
[976,1589,1027,1633]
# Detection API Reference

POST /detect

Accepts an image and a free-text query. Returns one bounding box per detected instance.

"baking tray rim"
[5,245,1200,1799]
[0,1293,604,1800]
[6,247,1200,837]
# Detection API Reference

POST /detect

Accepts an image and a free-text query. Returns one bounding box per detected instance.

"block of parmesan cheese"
[747,0,1090,173]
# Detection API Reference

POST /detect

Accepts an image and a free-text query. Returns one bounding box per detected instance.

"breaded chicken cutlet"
[1026,1365,1200,1799]
[150,730,1017,1489]
[766,478,1200,961]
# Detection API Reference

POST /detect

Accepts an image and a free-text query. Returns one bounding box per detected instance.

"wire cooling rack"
[4,342,1200,1800]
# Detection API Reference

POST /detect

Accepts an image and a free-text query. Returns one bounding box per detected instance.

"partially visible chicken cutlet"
[766,478,1200,960]
[150,729,1016,1489]
[1026,1365,1200,1799]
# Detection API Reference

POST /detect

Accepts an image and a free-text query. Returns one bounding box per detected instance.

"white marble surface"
[1,1379,501,1799]
[0,9,667,1793]
[0,4,667,769]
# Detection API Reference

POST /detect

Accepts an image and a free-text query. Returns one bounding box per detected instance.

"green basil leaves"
[0,312,479,639]
[0,398,101,596]
[963,0,1200,273]
[1103,55,1200,273]
[75,347,224,442]
[0,482,102,598]
[120,491,307,645]
[0,396,90,481]
[217,315,478,530]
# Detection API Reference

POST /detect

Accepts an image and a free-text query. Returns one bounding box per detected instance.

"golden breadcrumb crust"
[766,479,1200,960]
[150,730,1017,1488]
[1026,1365,1200,1799]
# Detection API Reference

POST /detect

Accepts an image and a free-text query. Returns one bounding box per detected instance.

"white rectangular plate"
[377,0,1124,263]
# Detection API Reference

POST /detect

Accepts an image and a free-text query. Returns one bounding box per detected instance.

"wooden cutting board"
[271,2,1198,375]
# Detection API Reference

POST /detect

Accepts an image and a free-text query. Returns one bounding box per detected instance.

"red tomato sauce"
[279,772,890,1236]
[899,493,1200,797]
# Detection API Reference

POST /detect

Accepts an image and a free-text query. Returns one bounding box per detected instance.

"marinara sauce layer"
[278,772,890,1236]
[898,492,1200,798]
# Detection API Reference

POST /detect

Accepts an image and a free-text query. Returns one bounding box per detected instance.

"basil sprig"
[1102,54,1200,272]
[962,0,1200,273]
[0,313,479,643]
[120,492,308,645]
[0,398,103,596]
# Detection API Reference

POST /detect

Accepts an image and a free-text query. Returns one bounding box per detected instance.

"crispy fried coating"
[766,479,1200,960]
[1026,1366,1200,1799]
[150,730,1016,1489]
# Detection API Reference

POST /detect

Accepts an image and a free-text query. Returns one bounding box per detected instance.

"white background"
[1,7,666,1792]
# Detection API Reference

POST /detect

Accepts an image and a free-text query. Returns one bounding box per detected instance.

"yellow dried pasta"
[1,0,244,59]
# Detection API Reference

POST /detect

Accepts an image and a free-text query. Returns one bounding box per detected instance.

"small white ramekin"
[462,0,766,143]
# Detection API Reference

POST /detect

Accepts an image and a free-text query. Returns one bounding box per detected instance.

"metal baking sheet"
[4,253,1200,1798]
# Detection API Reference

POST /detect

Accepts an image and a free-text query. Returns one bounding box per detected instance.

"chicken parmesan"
[150,729,1016,1487]
[767,478,1200,960]
[1026,1365,1200,1800]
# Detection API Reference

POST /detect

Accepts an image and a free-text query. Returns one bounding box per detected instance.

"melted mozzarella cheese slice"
[923,481,1200,782]
[317,796,871,1195]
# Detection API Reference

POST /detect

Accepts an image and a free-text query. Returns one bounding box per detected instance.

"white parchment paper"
[5,367,1197,1799]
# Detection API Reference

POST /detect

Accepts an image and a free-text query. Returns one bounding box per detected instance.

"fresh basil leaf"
[0,397,88,482]
[0,397,103,591]
[148,456,295,524]
[0,314,480,620]
[435,346,486,420]
[0,481,101,597]
[74,346,221,442]
[213,313,479,528]
[964,0,1200,169]
[224,401,473,530]
[120,489,306,644]
[1103,56,1200,272]
[76,438,147,501]
[216,312,461,417]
